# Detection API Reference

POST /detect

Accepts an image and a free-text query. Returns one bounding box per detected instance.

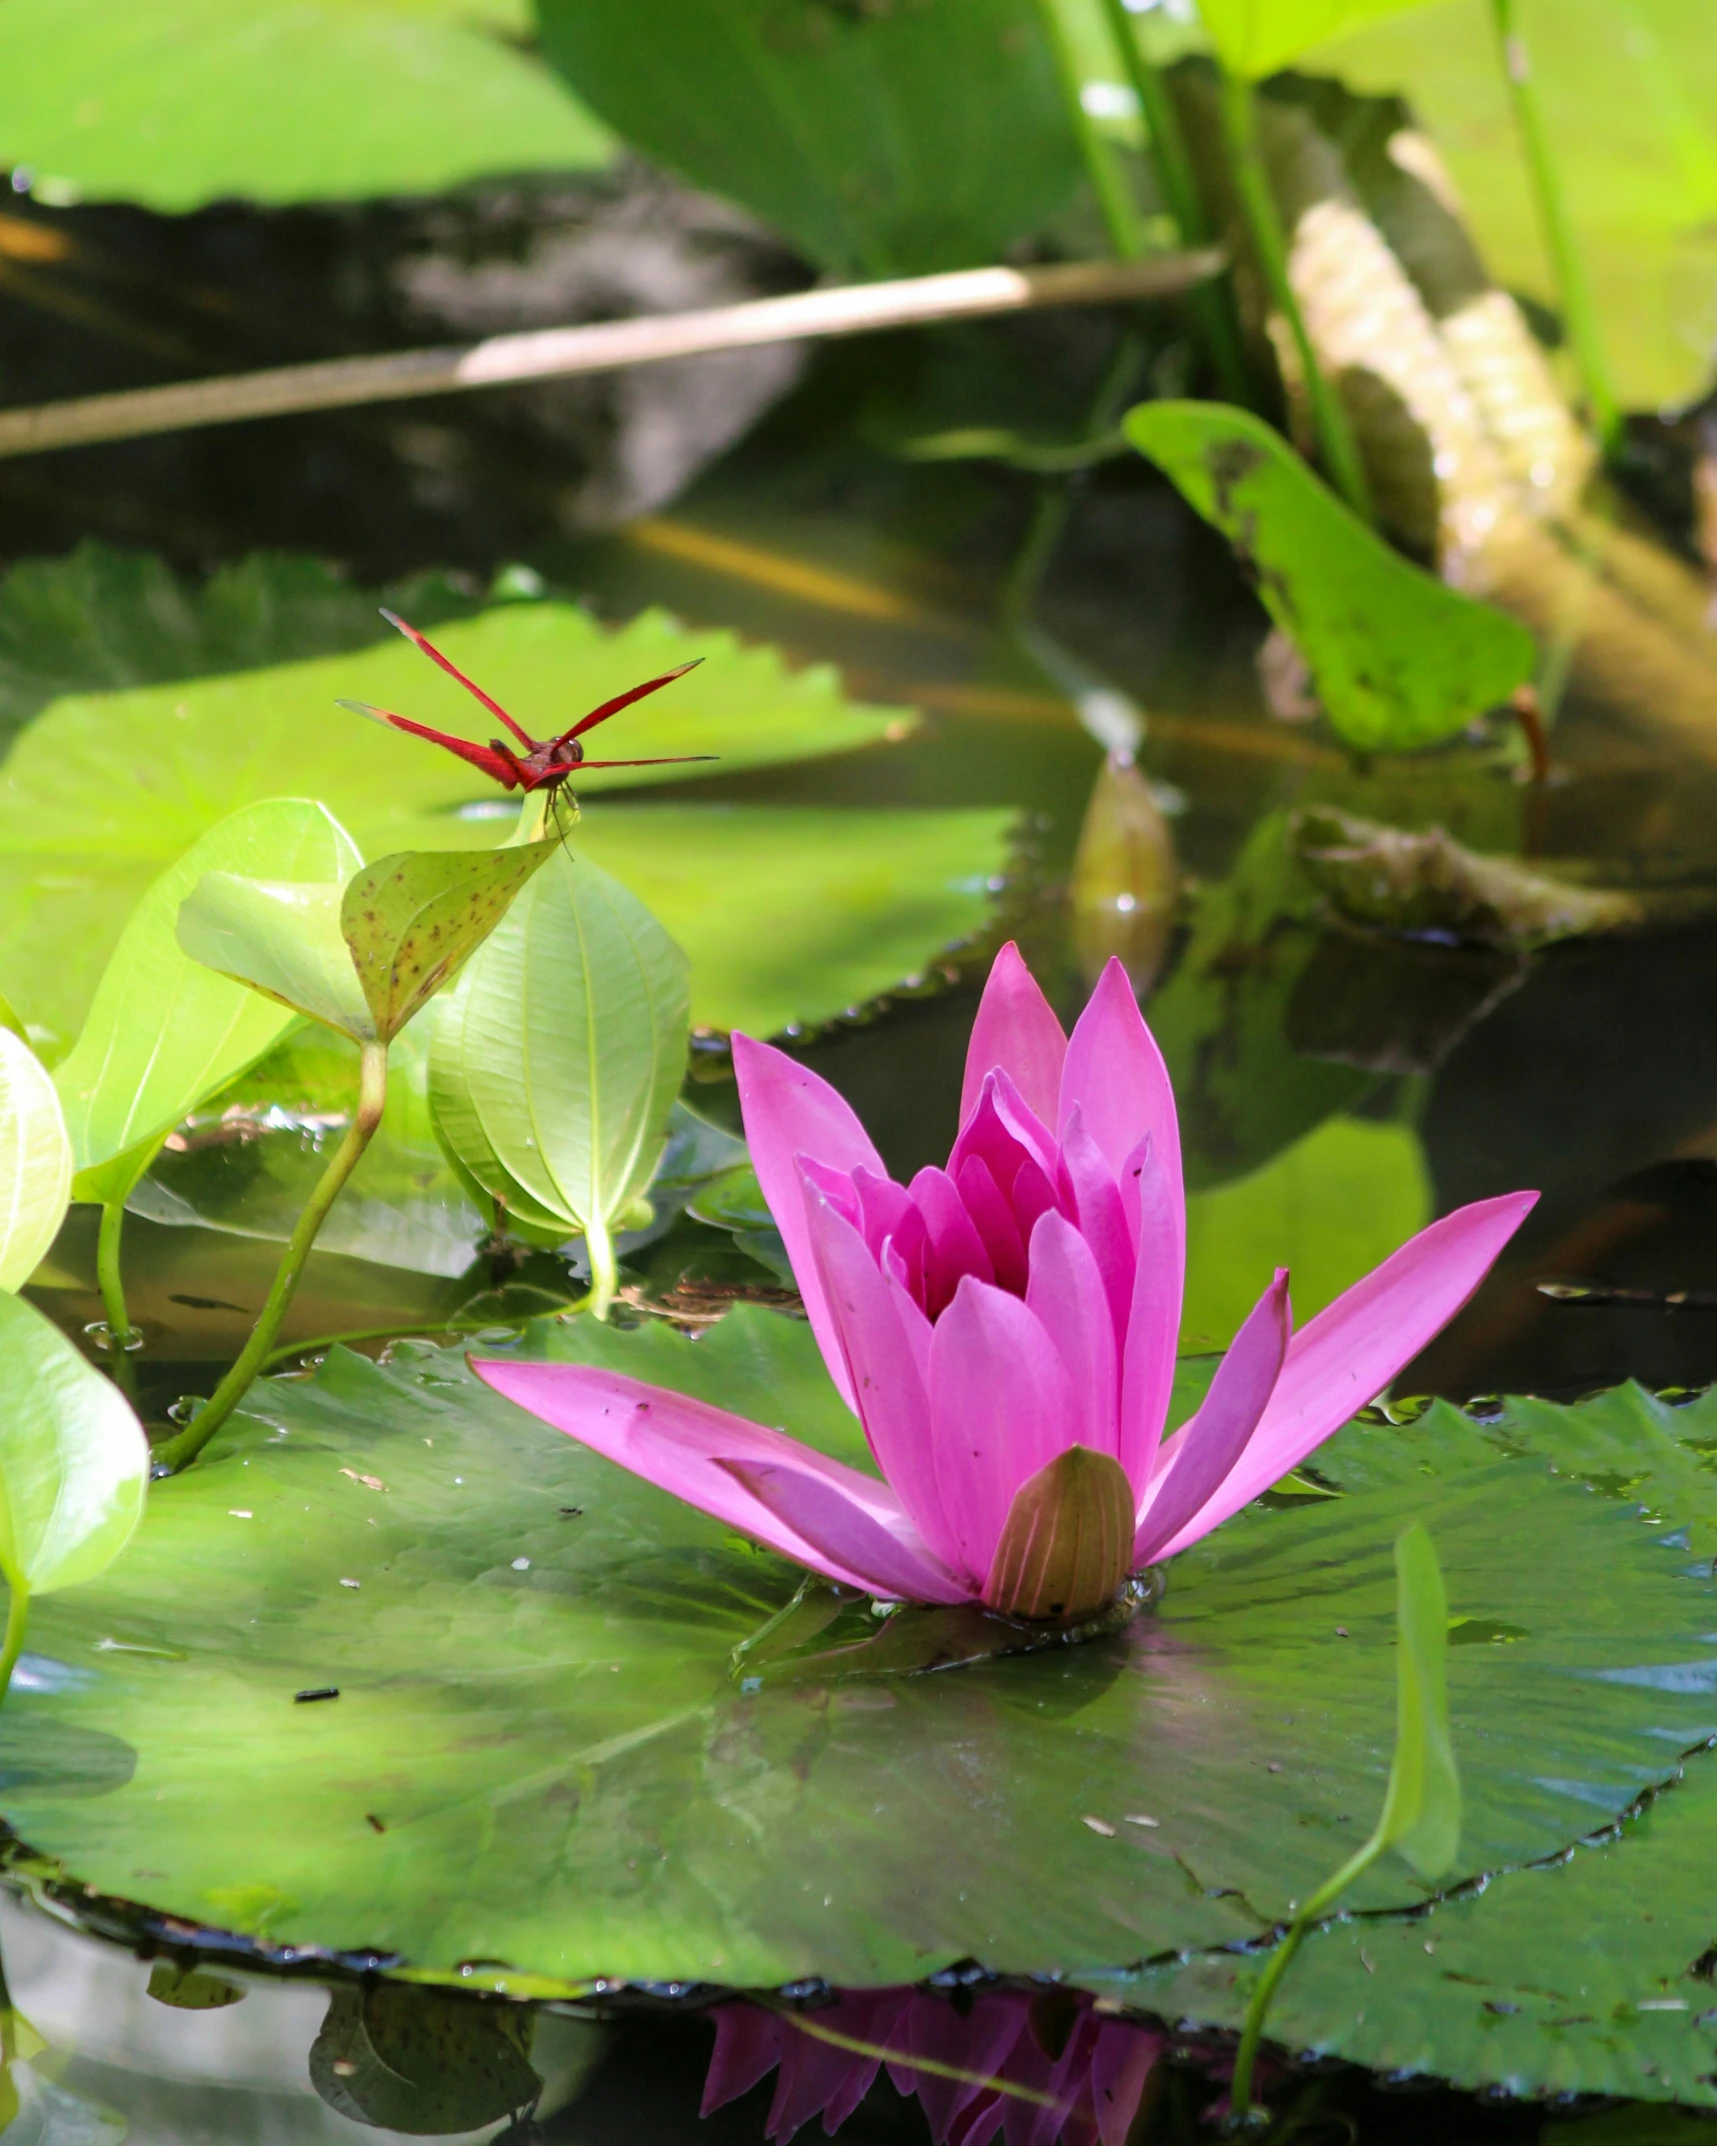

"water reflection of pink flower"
[700,1986,1165,2146]
[477,946,1534,1622]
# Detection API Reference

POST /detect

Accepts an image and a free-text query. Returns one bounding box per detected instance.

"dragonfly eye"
[566,740,584,765]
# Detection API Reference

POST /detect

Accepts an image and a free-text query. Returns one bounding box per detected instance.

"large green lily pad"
[3,1314,1711,1991]
[0,0,613,212]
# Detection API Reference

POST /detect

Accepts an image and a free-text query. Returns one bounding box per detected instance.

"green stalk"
[1216,67,1373,524]
[1489,0,1621,454]
[0,1582,29,1711]
[95,1197,140,1403]
[1229,1836,1383,2119]
[1031,0,1149,262]
[1095,0,1252,404]
[154,1041,389,1473]
[584,1214,619,1322]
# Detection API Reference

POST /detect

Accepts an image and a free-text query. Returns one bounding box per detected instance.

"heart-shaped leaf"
[339,843,557,1047]
[1125,402,1535,752]
[429,850,690,1290]
[0,1292,147,1598]
[54,800,360,1200]
[0,1029,70,1291]
[176,876,375,1042]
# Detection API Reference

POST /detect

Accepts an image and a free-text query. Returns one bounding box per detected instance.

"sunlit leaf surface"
[0,0,613,211]
[0,1031,69,1292]
[1197,0,1435,80]
[3,1314,1709,1990]
[0,1293,147,1597]
[53,801,360,1193]
[1126,402,1535,751]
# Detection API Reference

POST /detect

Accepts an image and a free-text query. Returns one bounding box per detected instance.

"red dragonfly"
[339,609,715,801]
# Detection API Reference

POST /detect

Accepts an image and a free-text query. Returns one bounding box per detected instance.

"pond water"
[2,189,1715,2146]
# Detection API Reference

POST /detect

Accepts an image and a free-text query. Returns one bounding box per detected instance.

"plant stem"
[1031,0,1149,262]
[1229,1838,1381,2120]
[584,1214,619,1322]
[1489,0,1621,454]
[95,1197,140,1403]
[1095,0,1252,404]
[1216,67,1373,524]
[153,1041,389,1473]
[0,1583,29,1711]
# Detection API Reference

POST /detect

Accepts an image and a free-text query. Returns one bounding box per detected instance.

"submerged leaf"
[54,800,360,1197]
[429,849,690,1252]
[1125,402,1535,751]
[1292,806,1645,947]
[0,1293,147,1597]
[340,843,557,1046]
[0,1029,70,1293]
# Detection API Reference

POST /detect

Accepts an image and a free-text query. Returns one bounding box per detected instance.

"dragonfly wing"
[379,610,536,749]
[338,700,519,786]
[571,754,721,770]
[557,657,705,745]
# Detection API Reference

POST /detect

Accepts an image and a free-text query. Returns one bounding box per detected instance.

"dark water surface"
[3,186,1716,2146]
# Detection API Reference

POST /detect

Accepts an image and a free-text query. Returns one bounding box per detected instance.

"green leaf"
[340,843,557,1046]
[176,877,376,1043]
[1196,0,1435,79]
[535,0,1083,278]
[5,1319,1713,1987]
[1372,1521,1460,1881]
[0,1029,70,1292]
[0,0,614,212]
[54,801,361,1195]
[565,805,1014,1036]
[1124,401,1535,751]
[428,848,691,1241]
[0,1293,147,1597]
[1313,0,1717,411]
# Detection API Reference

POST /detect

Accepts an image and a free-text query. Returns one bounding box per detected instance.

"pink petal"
[851,1162,917,1261]
[928,1277,1079,1580]
[800,1180,966,1573]
[702,2006,786,2117]
[1058,1108,1134,1342]
[892,1991,1025,2143]
[717,1459,968,1604]
[1090,2022,1165,2146]
[1058,959,1182,1211]
[472,1358,903,1588]
[960,941,1068,1131]
[1151,1189,1539,1557]
[1116,1134,1185,1493]
[910,1164,995,1314]
[1133,1269,1289,1564]
[1025,1209,1119,1458]
[952,1067,1060,1186]
[957,1153,1028,1295]
[733,1034,887,1411]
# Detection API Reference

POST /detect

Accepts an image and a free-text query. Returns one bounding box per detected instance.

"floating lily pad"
[3,1314,1711,1990]
[1120,1377,1717,2102]
[0,0,613,212]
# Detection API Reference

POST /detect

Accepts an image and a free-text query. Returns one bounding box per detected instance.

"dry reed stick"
[0,253,1221,462]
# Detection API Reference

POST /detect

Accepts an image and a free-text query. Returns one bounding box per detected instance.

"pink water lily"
[474,945,1535,1623]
